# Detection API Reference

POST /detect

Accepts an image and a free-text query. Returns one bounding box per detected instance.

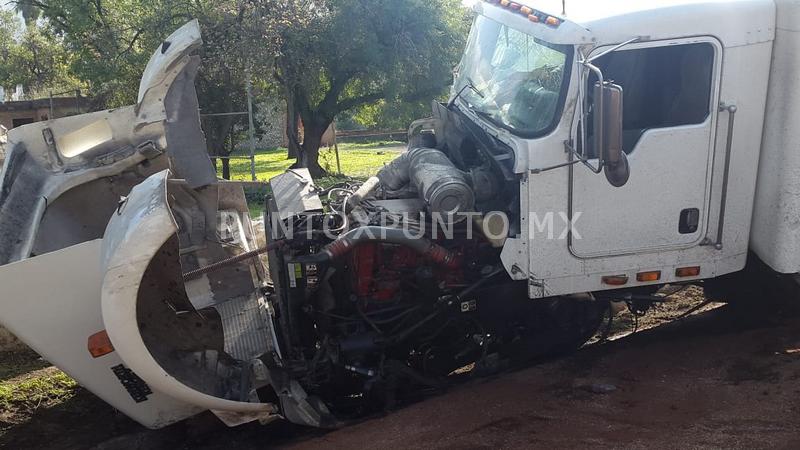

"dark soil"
[3,285,800,449]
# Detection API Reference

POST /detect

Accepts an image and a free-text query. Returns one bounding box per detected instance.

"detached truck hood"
[0,20,294,429]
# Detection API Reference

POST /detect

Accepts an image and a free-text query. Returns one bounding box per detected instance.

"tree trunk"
[221,158,231,180]
[286,93,301,159]
[298,121,329,178]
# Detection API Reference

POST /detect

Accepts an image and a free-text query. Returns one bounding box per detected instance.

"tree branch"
[336,91,384,114]
[116,28,144,59]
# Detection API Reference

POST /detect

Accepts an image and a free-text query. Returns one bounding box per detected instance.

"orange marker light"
[602,275,629,286]
[676,266,701,277]
[636,271,662,282]
[500,0,511,6]
[545,16,560,26]
[520,6,533,14]
[528,14,540,22]
[88,330,114,358]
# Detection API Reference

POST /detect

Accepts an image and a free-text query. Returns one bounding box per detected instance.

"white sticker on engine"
[288,263,298,288]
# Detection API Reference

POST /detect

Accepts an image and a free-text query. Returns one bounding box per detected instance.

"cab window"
[587,43,715,154]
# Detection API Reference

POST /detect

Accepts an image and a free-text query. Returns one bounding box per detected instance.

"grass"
[217,141,404,183]
[0,352,139,448]
[0,369,77,410]
[219,140,405,217]
[0,352,79,433]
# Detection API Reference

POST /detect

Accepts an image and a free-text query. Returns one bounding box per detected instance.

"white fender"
[100,170,275,415]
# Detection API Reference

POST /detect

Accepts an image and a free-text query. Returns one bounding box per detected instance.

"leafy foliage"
[0,10,82,99]
[4,0,471,178]
[245,0,471,176]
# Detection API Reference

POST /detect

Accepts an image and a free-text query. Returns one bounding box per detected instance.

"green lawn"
[217,141,405,182]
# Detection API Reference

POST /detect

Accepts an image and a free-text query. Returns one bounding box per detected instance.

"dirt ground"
[3,286,800,449]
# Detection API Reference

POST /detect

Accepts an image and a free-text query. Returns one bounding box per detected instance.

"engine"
[264,142,606,419]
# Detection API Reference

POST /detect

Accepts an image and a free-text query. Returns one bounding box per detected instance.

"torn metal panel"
[137,20,215,189]
[137,19,203,106]
[0,20,215,266]
[0,107,168,265]
[161,56,217,189]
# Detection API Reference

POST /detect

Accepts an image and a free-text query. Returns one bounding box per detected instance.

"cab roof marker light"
[482,0,562,28]
[545,16,561,26]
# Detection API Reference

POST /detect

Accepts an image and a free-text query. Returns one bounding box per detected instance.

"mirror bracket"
[563,38,638,186]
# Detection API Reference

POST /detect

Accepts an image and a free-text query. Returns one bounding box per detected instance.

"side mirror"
[593,81,629,187]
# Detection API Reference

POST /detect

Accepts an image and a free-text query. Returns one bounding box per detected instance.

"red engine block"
[350,243,465,302]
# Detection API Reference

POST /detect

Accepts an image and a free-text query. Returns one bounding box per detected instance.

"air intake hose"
[295,226,459,269]
[378,147,475,222]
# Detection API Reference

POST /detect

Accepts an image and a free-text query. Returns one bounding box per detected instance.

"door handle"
[709,102,737,250]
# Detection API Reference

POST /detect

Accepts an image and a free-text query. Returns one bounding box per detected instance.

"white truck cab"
[462,0,796,299]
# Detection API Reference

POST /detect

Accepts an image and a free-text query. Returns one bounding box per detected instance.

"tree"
[347,97,440,131]
[15,2,41,26]
[246,0,471,177]
[17,0,196,108]
[0,10,82,100]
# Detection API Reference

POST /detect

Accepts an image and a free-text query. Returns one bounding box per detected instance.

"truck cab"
[460,0,784,298]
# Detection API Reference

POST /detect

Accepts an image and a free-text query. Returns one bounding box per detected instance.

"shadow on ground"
[4,291,800,449]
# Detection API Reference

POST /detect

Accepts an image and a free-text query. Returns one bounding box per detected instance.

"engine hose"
[182,240,286,280]
[296,226,460,269]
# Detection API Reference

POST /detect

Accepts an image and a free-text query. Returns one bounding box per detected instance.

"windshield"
[454,15,572,137]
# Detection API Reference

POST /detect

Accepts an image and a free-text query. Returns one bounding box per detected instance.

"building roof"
[0,96,90,113]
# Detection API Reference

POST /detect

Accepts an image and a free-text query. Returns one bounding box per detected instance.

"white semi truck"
[0,0,799,430]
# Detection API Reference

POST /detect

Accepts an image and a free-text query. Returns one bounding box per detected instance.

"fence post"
[333,123,342,174]
[246,73,257,181]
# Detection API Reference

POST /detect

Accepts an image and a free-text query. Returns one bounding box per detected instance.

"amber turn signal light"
[636,271,662,282]
[602,275,629,286]
[545,16,560,26]
[88,330,114,358]
[675,266,701,277]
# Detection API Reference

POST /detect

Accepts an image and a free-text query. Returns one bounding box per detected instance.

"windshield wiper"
[447,77,485,109]
[467,107,495,122]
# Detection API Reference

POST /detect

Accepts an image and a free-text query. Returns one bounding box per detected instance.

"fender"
[0,240,203,429]
[100,170,278,418]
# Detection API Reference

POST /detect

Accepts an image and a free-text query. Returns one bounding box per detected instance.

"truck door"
[570,39,720,257]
